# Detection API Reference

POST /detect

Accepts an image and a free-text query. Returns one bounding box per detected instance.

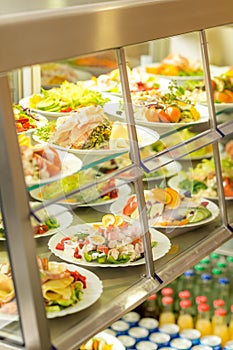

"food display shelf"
[0,0,233,349]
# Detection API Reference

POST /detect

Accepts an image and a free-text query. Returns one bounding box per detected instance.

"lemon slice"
[18,134,31,147]
[114,215,124,226]
[102,214,116,227]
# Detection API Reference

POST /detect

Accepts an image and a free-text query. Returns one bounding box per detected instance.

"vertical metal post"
[116,47,155,279]
[0,74,51,349]
[199,30,228,225]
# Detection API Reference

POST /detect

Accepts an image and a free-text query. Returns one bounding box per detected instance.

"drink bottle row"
[132,252,233,348]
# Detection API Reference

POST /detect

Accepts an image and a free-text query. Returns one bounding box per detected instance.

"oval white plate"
[25,150,83,187]
[30,181,132,208]
[82,331,126,350]
[104,98,209,129]
[33,124,160,156]
[168,174,233,201]
[110,194,219,229]
[48,227,171,267]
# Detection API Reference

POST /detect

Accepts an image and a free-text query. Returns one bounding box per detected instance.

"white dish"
[168,174,233,201]
[110,195,219,229]
[19,96,70,118]
[25,151,83,187]
[199,102,233,114]
[48,227,171,267]
[82,331,126,350]
[142,157,182,182]
[17,114,48,135]
[33,124,160,156]
[0,204,73,240]
[104,99,209,130]
[30,181,132,208]
[46,262,103,318]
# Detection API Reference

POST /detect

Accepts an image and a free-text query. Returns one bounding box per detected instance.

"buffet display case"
[0,1,233,349]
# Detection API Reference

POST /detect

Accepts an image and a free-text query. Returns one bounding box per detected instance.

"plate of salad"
[79,331,125,350]
[104,83,208,129]
[0,259,103,319]
[168,155,233,200]
[48,214,171,267]
[14,103,48,134]
[110,187,219,229]
[19,81,111,119]
[30,172,131,208]
[0,204,73,240]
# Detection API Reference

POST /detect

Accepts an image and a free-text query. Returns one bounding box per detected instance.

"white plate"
[143,157,182,182]
[199,102,233,114]
[17,114,48,135]
[30,181,132,208]
[82,331,125,350]
[46,262,103,318]
[25,150,83,187]
[0,204,73,240]
[168,174,233,201]
[110,194,219,229]
[48,227,171,267]
[104,99,209,130]
[33,125,160,156]
[19,96,70,118]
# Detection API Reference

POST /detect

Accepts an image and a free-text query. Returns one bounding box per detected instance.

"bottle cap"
[198,303,210,312]
[211,268,222,276]
[231,304,233,312]
[201,273,212,280]
[180,299,192,308]
[194,264,205,272]
[196,295,208,304]
[161,288,173,296]
[179,290,191,299]
[184,269,195,277]
[214,308,227,316]
[218,277,230,284]
[217,261,227,268]
[210,252,220,259]
[162,296,174,305]
[147,294,157,301]
[213,299,225,308]
[227,256,233,263]
[200,258,210,265]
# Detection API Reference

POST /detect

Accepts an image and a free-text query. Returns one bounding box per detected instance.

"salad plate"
[104,98,209,130]
[25,150,83,187]
[20,96,71,118]
[48,226,171,267]
[30,180,131,208]
[33,124,160,157]
[80,331,125,350]
[0,204,73,240]
[110,189,220,229]
[168,174,233,201]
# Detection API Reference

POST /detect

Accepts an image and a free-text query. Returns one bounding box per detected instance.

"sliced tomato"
[123,195,138,216]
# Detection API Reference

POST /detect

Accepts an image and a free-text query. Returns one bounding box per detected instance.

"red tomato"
[123,195,138,216]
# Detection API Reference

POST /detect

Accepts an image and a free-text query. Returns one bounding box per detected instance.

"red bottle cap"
[161,288,173,296]
[180,299,192,308]
[179,290,191,299]
[147,294,157,301]
[196,295,208,304]
[214,308,227,316]
[198,303,210,312]
[162,296,174,305]
[231,304,233,312]
[213,299,225,308]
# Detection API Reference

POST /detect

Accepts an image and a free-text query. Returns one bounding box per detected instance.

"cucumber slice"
[186,206,211,223]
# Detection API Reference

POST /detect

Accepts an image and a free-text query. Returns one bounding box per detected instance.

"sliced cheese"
[42,276,74,301]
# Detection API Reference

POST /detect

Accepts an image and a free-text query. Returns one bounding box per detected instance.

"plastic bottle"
[138,294,160,319]
[194,265,206,300]
[200,257,211,273]
[177,299,194,332]
[209,252,221,268]
[195,303,212,337]
[200,273,212,306]
[211,299,225,328]
[212,308,229,347]
[228,305,233,340]
[217,277,230,309]
[159,296,176,326]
